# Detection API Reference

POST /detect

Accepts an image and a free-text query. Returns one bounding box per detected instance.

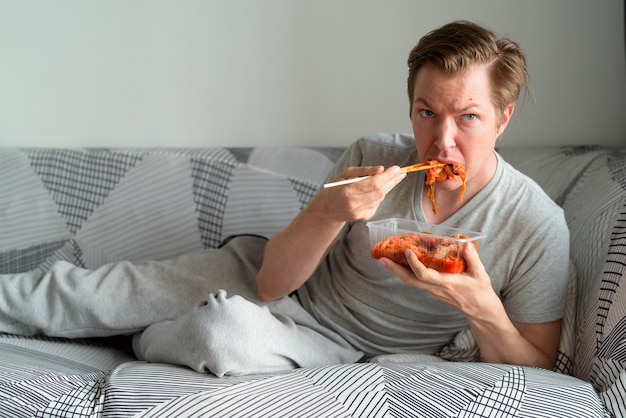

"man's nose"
[434,119,457,150]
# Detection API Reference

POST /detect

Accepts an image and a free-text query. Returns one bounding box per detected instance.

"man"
[0,21,569,376]
[256,20,568,370]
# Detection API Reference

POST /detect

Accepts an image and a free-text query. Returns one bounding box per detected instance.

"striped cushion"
[0,337,608,418]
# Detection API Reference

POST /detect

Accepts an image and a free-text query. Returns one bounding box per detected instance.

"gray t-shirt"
[296,133,570,356]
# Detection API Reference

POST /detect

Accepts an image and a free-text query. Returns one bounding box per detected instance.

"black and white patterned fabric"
[500,145,626,418]
[0,144,621,417]
[0,338,609,418]
[0,147,338,272]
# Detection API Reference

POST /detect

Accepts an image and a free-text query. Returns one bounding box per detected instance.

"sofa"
[0,138,624,417]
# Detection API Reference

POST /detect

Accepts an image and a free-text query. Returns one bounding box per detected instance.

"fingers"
[320,166,406,222]
[377,250,438,290]
[403,248,426,275]
[355,165,406,195]
[403,249,441,288]
[462,242,485,275]
[378,243,491,318]
[381,166,407,192]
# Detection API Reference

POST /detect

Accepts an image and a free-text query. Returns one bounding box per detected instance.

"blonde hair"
[407,21,530,122]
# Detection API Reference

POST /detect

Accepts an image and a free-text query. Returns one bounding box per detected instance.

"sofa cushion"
[101,361,608,417]
[2,332,606,417]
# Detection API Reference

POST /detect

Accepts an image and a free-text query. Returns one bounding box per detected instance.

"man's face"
[410,64,513,192]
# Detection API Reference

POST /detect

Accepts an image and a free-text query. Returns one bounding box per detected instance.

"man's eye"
[464,114,477,121]
[420,110,435,118]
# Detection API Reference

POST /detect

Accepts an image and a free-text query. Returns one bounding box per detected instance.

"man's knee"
[182,291,297,376]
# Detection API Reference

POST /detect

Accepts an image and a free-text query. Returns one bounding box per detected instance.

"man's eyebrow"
[413,97,429,107]
[413,98,482,112]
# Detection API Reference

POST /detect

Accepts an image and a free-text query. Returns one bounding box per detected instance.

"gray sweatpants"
[0,236,362,376]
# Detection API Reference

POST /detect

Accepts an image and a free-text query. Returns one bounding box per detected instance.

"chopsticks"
[323,162,446,188]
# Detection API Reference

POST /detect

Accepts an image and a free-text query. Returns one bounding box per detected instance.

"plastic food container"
[366,218,486,273]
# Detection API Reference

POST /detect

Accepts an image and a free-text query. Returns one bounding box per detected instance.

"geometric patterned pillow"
[575,195,626,418]
[570,151,626,418]
[0,147,342,274]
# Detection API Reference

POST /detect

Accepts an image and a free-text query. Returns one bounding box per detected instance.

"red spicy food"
[424,160,466,216]
[371,233,478,273]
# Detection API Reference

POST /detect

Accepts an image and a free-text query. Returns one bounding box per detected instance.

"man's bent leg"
[133,290,363,377]
[0,236,267,338]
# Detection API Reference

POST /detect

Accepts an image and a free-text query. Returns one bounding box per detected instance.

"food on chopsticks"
[323,161,450,188]
[422,160,466,216]
[322,159,467,216]
[370,232,478,273]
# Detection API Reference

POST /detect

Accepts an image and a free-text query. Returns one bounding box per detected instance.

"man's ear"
[497,104,515,137]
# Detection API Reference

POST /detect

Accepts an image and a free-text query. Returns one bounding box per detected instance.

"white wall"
[1,0,625,148]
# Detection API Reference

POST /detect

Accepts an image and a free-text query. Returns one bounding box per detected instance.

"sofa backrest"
[0,147,343,273]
